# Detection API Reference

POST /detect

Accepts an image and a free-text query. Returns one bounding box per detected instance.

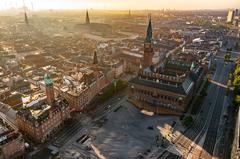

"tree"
[179,114,185,120]
[224,53,231,61]
[183,116,193,127]
[227,48,232,52]
[235,95,240,104]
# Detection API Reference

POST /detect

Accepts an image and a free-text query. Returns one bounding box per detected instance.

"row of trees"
[224,48,232,61]
[191,79,209,115]
[180,115,193,127]
[86,80,128,112]
[233,58,240,106]
[99,80,128,103]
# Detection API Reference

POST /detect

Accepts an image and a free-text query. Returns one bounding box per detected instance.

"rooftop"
[130,59,204,95]
[130,75,194,95]
[17,98,69,124]
[0,119,11,136]
[0,113,20,146]
[30,105,51,120]
[165,60,191,71]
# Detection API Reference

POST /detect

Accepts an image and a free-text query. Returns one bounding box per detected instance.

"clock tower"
[143,15,154,67]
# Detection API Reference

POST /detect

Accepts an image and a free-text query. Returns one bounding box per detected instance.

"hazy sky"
[0,0,240,10]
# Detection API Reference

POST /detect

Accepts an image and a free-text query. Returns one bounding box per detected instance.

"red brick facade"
[63,73,107,112]
[16,105,70,143]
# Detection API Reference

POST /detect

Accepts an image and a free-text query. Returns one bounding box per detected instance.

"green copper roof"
[145,15,152,43]
[166,60,191,70]
[44,74,53,86]
[190,62,197,70]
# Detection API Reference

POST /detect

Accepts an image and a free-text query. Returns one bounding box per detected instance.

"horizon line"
[0,7,236,12]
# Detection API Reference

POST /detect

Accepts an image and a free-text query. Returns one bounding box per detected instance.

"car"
[53,142,61,148]
[147,126,154,130]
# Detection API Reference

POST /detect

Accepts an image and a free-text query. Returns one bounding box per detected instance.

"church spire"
[23,0,28,24]
[93,50,98,64]
[145,14,152,43]
[86,10,90,24]
[24,11,28,24]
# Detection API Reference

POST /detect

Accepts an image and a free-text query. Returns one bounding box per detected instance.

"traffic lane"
[201,59,231,157]
[186,59,228,158]
[173,58,225,157]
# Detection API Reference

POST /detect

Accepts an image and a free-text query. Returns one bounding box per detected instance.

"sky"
[0,0,239,10]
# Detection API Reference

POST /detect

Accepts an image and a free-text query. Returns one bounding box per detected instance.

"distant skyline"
[0,0,239,11]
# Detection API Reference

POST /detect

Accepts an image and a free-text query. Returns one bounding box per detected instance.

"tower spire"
[143,14,154,67]
[24,12,28,24]
[23,0,28,24]
[86,10,90,24]
[93,50,98,64]
[145,14,152,43]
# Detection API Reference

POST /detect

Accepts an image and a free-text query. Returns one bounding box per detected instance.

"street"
[159,54,234,159]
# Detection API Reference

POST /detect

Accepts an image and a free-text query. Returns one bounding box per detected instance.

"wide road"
[161,57,233,159]
[188,58,234,159]
[197,59,233,159]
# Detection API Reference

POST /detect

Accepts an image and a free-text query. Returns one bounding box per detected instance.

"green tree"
[235,95,240,104]
[183,116,193,127]
[224,53,231,61]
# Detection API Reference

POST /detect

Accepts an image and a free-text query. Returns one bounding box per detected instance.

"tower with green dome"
[44,74,55,105]
[44,74,53,86]
[190,62,197,71]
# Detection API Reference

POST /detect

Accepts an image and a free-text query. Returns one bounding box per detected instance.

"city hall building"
[129,60,204,115]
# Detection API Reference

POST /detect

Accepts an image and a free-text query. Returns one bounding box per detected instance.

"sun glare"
[0,0,239,11]
[0,0,109,10]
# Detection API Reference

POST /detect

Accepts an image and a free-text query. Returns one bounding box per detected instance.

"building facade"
[16,75,70,143]
[128,60,204,115]
[61,70,107,111]
[0,112,25,159]
[227,10,235,23]
[16,100,70,143]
